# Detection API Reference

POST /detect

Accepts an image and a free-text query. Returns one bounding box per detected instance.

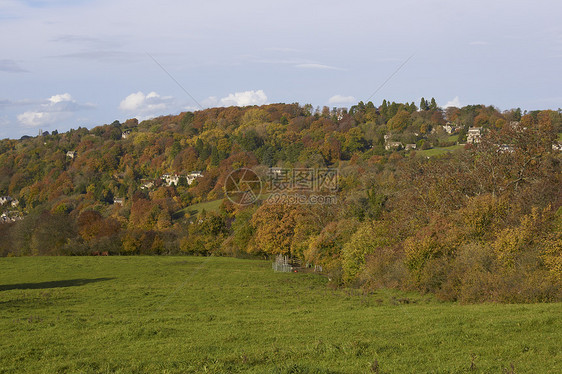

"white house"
[443,123,458,134]
[0,196,12,205]
[140,180,154,190]
[66,150,76,159]
[385,141,403,151]
[186,171,203,185]
[161,174,179,186]
[121,130,131,139]
[466,127,482,144]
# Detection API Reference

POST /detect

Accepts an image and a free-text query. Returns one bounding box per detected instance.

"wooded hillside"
[1,101,560,302]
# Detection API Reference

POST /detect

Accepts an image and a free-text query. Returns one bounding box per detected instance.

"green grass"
[174,199,224,219]
[418,144,464,157]
[1,257,560,373]
[447,134,459,143]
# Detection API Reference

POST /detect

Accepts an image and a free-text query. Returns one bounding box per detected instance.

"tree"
[420,97,429,111]
[430,97,438,111]
[251,203,307,256]
[387,110,411,132]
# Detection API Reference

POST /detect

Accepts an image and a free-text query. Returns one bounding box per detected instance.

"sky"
[1,0,561,139]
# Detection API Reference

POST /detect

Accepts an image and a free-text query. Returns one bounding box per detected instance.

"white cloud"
[218,90,268,107]
[17,111,64,127]
[17,93,91,127]
[443,96,461,108]
[295,63,343,70]
[328,95,356,105]
[118,91,173,117]
[49,93,72,104]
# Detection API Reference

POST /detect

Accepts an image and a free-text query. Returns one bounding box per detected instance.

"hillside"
[0,101,561,302]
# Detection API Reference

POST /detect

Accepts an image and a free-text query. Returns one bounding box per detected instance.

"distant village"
[4,119,560,226]
[0,196,21,223]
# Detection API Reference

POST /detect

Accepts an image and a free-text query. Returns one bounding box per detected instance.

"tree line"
[0,101,560,303]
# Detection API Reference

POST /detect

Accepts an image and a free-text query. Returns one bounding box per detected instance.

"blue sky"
[1,0,561,139]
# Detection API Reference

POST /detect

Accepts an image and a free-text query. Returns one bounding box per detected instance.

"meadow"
[0,256,560,373]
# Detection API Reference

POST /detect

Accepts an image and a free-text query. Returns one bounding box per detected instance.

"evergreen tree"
[420,97,429,111]
[430,98,438,111]
[381,100,388,118]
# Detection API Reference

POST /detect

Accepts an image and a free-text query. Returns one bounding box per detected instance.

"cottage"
[405,144,417,151]
[0,211,23,223]
[161,174,181,186]
[186,171,203,185]
[113,197,125,205]
[0,196,13,205]
[66,150,76,159]
[497,144,515,153]
[443,123,457,134]
[385,141,403,151]
[140,180,154,190]
[466,127,482,144]
[269,167,283,176]
[121,130,131,139]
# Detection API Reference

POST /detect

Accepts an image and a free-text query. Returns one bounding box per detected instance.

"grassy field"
[1,257,560,373]
[418,144,465,158]
[173,199,224,219]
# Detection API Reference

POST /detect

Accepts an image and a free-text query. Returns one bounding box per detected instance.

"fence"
[272,255,294,272]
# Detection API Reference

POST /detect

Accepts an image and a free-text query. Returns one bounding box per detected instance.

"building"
[0,196,13,205]
[66,150,76,159]
[497,144,515,153]
[0,211,23,223]
[405,144,417,151]
[113,197,125,205]
[466,127,482,144]
[161,174,181,186]
[443,123,458,134]
[385,141,403,151]
[186,171,203,185]
[121,130,131,139]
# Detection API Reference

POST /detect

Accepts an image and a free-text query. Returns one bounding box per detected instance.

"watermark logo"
[225,167,338,206]
[224,168,262,206]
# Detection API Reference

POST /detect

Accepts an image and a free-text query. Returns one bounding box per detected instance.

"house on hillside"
[1,211,23,223]
[140,180,154,190]
[66,150,76,159]
[186,171,203,185]
[385,141,403,151]
[162,174,181,186]
[113,197,125,206]
[443,123,458,134]
[0,196,12,205]
[269,167,283,176]
[405,144,417,151]
[497,144,515,153]
[121,130,131,139]
[466,127,482,144]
